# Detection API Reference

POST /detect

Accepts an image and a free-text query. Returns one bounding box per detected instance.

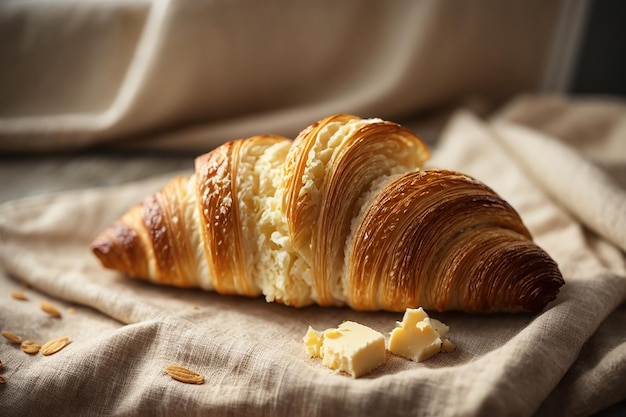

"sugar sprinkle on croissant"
[91,115,564,313]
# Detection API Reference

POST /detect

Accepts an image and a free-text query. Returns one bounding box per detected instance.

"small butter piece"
[441,338,456,353]
[303,321,385,378]
[303,326,323,357]
[430,318,449,337]
[389,307,453,362]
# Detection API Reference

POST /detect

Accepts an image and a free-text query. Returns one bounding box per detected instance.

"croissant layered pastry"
[91,114,564,313]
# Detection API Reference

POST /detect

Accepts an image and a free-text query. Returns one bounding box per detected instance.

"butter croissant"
[91,114,564,313]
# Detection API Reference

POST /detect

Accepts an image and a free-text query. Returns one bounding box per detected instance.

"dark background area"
[570,0,626,97]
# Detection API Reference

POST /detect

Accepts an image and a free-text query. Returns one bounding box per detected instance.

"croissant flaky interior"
[91,114,564,313]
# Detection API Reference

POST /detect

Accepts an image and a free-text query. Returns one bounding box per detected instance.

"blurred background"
[567,0,625,97]
[0,0,624,201]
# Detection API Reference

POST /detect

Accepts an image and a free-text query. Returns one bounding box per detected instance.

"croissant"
[91,114,564,313]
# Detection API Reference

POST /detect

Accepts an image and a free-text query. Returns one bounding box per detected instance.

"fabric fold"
[492,119,626,255]
[0,1,559,152]
[1,110,625,416]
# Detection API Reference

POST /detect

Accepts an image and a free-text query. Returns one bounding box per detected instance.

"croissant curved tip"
[90,222,126,268]
[90,236,112,267]
[523,274,565,313]
[90,218,150,279]
[494,248,565,314]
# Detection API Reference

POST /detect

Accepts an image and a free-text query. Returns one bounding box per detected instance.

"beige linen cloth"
[1,96,625,416]
[0,0,559,152]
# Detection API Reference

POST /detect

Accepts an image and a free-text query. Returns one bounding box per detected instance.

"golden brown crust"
[347,170,563,312]
[91,177,200,286]
[90,205,151,280]
[282,115,430,306]
[194,135,290,296]
[90,115,564,314]
[452,231,563,312]
[142,176,198,287]
[281,114,358,258]
[195,140,251,295]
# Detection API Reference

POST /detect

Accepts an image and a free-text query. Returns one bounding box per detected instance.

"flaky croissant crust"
[91,114,564,313]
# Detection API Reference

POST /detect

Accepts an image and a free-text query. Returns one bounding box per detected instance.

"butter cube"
[388,307,454,362]
[303,326,323,357]
[303,321,385,378]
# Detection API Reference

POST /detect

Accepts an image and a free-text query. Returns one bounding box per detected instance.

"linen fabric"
[1,97,625,416]
[0,0,558,152]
